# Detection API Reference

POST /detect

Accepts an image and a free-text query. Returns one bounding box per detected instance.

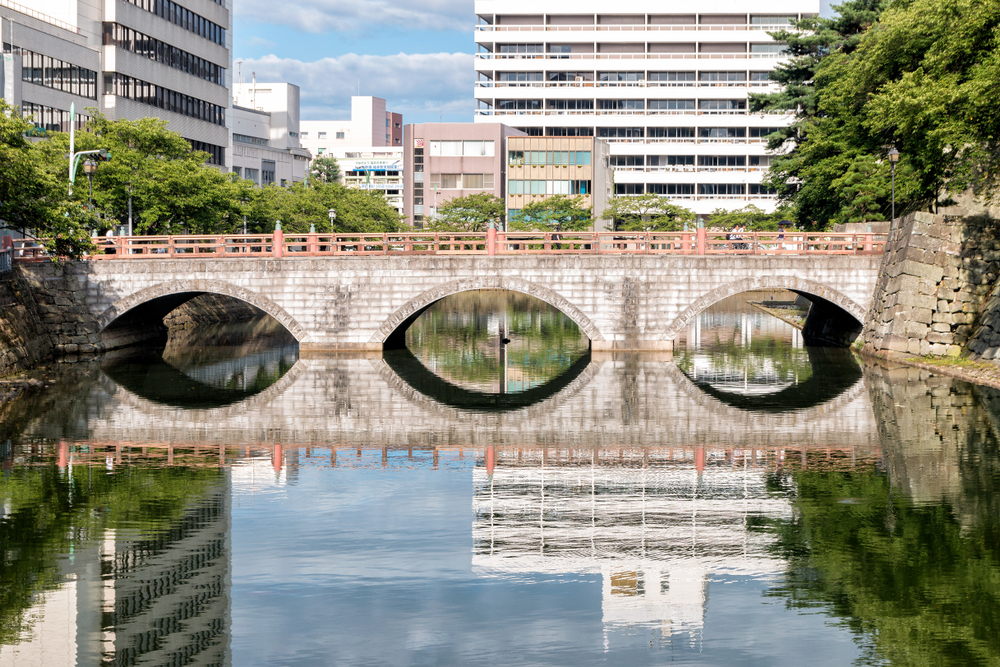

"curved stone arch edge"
[661,276,868,341]
[97,280,309,341]
[368,276,606,345]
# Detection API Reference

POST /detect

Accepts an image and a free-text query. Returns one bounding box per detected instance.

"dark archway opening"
[791,291,864,348]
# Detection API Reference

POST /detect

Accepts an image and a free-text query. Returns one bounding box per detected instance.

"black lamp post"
[83,159,97,210]
[888,147,900,228]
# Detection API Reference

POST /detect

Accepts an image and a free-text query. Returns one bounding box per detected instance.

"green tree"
[310,156,342,184]
[428,193,506,232]
[600,193,696,231]
[509,195,594,232]
[708,204,798,230]
[261,181,402,234]
[753,0,1000,226]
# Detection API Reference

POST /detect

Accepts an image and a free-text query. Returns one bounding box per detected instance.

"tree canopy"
[310,156,342,184]
[752,0,1000,226]
[509,195,594,232]
[708,204,797,231]
[428,193,506,232]
[600,193,696,231]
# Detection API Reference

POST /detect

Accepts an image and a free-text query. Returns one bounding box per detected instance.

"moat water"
[1,290,999,666]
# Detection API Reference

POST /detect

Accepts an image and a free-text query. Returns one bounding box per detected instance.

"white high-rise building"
[472,1,816,217]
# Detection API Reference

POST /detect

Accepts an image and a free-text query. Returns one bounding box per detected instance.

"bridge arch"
[98,279,308,341]
[662,275,868,345]
[369,276,606,348]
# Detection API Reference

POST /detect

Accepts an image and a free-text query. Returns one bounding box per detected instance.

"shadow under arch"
[673,347,865,414]
[370,277,605,349]
[380,347,595,413]
[97,280,307,347]
[100,345,301,409]
[662,276,867,347]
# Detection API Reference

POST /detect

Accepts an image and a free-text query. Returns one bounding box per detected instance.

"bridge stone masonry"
[17,253,883,354]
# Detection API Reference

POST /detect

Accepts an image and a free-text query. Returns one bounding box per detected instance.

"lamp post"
[83,159,97,210]
[888,147,900,233]
[328,208,336,234]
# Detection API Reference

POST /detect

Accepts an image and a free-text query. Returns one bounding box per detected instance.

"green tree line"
[0,104,402,257]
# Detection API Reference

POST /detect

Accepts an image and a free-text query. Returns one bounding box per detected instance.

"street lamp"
[83,160,97,210]
[328,208,336,234]
[888,147,900,230]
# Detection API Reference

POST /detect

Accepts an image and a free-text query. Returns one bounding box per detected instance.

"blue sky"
[232,0,838,125]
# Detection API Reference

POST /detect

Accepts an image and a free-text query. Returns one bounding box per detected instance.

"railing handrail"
[11,231,888,262]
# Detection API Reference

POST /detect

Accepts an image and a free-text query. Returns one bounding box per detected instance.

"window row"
[103,23,225,86]
[509,180,593,195]
[189,139,225,166]
[484,14,798,26]
[428,173,496,190]
[18,49,97,99]
[508,150,592,166]
[104,74,226,126]
[428,140,496,157]
[492,43,786,55]
[494,99,751,111]
[610,155,773,167]
[122,0,226,45]
[614,183,777,195]
[20,102,90,133]
[492,71,771,83]
[234,133,268,146]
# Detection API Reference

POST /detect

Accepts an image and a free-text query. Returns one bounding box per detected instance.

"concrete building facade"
[403,122,525,228]
[231,81,311,185]
[299,95,402,156]
[2,0,232,165]
[472,0,815,216]
[506,134,612,227]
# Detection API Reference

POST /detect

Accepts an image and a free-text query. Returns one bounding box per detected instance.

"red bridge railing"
[11,229,887,262]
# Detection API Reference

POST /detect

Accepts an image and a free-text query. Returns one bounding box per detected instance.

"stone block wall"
[968,281,1000,361]
[0,272,52,375]
[862,210,1000,360]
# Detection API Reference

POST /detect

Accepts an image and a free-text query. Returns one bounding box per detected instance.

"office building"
[2,0,232,165]
[506,134,611,226]
[231,81,311,185]
[403,122,524,228]
[299,95,402,156]
[472,1,814,215]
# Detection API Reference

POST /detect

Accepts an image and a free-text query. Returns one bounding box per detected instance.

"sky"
[232,0,838,125]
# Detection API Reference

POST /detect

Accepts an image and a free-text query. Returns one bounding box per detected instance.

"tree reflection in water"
[403,290,590,395]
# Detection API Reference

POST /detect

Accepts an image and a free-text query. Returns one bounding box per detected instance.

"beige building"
[403,122,525,228]
[231,82,311,185]
[506,135,612,229]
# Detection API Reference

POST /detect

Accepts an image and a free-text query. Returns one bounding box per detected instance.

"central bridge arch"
[370,276,606,349]
[663,275,869,347]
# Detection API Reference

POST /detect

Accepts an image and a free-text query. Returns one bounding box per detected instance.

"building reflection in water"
[0,459,232,667]
[471,446,865,646]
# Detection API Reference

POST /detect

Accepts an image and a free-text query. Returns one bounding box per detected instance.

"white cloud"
[235,0,472,33]
[238,52,476,124]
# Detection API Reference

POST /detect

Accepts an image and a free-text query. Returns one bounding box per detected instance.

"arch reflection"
[101,321,298,408]
[676,292,864,412]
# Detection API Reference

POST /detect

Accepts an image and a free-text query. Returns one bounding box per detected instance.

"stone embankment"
[862,209,999,363]
[0,272,53,374]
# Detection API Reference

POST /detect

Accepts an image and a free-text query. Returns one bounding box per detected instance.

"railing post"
[682,231,692,254]
[696,227,707,255]
[273,222,284,258]
[308,231,318,255]
[383,233,388,255]
[487,223,497,256]
[864,233,873,254]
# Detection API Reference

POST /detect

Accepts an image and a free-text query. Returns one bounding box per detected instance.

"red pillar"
[487,225,497,256]
[486,445,495,476]
[273,444,283,473]
[695,445,705,474]
[58,440,69,470]
[273,227,284,258]
[696,227,707,255]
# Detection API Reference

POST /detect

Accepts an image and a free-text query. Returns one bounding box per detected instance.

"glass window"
[464,173,484,189]
[649,100,696,111]
[509,150,524,165]
[441,174,460,188]
[336,132,345,139]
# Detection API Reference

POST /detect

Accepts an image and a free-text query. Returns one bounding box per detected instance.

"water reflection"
[676,292,864,412]
[404,290,590,395]
[101,319,298,408]
[3,297,1000,665]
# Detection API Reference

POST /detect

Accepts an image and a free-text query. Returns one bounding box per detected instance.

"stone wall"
[0,271,52,375]
[861,210,999,360]
[968,280,1000,361]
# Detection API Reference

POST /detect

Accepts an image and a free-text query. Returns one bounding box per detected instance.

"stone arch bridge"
[19,255,882,353]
